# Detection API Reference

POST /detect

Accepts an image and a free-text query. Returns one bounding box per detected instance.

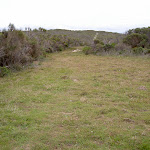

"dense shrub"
[123,33,148,48]
[82,46,92,55]
[83,42,117,55]
[132,47,150,55]
[0,66,10,77]
[0,28,41,69]
[125,27,150,48]
[119,27,150,56]
[94,39,100,45]
[103,43,115,51]
[132,47,144,54]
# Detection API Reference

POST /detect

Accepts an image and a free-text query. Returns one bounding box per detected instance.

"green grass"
[0,48,150,150]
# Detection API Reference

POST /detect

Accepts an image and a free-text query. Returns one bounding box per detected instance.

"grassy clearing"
[0,48,150,150]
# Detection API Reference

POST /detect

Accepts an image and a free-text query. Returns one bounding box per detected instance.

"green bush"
[103,43,115,51]
[94,39,100,45]
[0,67,10,77]
[132,47,150,55]
[82,46,92,55]
[123,33,148,48]
[132,47,144,54]
[144,49,150,54]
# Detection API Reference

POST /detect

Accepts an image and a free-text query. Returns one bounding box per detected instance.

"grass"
[0,48,150,150]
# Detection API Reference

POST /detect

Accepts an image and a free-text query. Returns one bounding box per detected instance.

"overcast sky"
[0,0,150,33]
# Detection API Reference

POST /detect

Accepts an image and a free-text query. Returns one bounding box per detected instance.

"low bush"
[93,39,100,45]
[0,66,10,77]
[132,47,150,55]
[82,46,92,55]
[103,43,115,51]
[132,47,144,54]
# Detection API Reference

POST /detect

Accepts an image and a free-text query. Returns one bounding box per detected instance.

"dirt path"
[93,32,99,40]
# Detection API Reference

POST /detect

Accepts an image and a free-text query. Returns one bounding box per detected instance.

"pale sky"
[0,0,150,33]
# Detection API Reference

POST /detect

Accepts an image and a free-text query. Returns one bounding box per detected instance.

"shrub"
[132,47,150,55]
[0,66,10,77]
[0,28,41,69]
[123,33,148,48]
[132,47,144,54]
[103,43,115,51]
[114,43,132,55]
[82,46,92,55]
[144,49,150,54]
[94,39,100,45]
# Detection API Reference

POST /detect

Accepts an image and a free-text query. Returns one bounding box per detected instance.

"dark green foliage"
[39,27,47,32]
[94,39,100,45]
[116,27,150,56]
[145,48,150,54]
[125,27,150,48]
[83,42,117,55]
[123,33,148,48]
[103,43,115,51]
[132,47,150,55]
[0,66,10,77]
[82,46,92,55]
[127,27,150,35]
[132,47,144,54]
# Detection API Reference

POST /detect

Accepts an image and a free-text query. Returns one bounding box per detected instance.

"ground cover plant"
[0,48,150,150]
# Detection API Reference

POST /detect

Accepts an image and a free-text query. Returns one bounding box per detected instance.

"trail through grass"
[0,48,150,150]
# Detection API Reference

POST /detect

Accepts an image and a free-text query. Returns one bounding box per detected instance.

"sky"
[0,0,150,33]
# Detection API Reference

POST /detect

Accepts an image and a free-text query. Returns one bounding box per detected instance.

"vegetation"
[0,24,150,149]
[0,24,150,77]
[0,28,41,72]
[0,49,150,149]
[123,33,148,48]
[0,24,150,76]
[83,27,150,56]
[0,24,84,75]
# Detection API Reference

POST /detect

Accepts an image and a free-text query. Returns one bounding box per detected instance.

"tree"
[8,23,15,31]
[39,27,46,32]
